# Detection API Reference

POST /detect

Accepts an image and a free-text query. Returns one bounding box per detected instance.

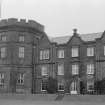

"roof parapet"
[0,18,44,32]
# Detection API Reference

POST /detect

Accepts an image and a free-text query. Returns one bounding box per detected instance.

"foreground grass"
[0,94,105,105]
[0,99,105,105]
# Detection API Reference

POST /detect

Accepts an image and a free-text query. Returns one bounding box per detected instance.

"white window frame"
[0,73,4,86]
[87,64,94,75]
[1,47,6,58]
[17,73,25,85]
[40,49,49,60]
[58,82,64,91]
[72,64,79,75]
[57,49,64,58]
[71,47,79,57]
[58,63,64,75]
[19,35,24,42]
[19,47,24,58]
[87,47,94,56]
[41,65,48,76]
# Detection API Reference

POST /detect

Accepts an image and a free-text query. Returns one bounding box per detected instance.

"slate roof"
[49,32,103,44]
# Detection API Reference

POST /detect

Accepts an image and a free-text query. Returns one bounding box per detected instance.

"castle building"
[0,18,105,94]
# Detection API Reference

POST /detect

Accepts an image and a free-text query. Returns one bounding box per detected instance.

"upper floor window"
[58,63,64,75]
[40,49,49,60]
[17,73,24,85]
[0,73,4,86]
[104,46,105,56]
[1,47,6,58]
[41,65,48,76]
[71,47,79,57]
[19,36,24,42]
[19,47,24,58]
[1,35,6,42]
[87,47,94,56]
[57,49,64,58]
[72,64,79,75]
[87,64,94,75]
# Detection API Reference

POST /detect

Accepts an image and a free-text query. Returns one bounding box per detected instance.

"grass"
[0,94,105,105]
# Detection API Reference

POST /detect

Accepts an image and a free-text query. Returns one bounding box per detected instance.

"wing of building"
[0,18,104,94]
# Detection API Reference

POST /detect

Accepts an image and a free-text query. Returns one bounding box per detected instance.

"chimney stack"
[73,28,78,36]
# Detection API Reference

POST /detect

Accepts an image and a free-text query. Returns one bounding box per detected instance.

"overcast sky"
[1,0,105,37]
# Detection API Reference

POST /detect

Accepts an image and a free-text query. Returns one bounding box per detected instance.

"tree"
[47,77,58,94]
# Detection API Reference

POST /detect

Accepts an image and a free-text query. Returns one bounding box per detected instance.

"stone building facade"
[0,18,105,94]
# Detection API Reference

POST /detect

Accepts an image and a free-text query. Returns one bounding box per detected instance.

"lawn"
[0,94,105,105]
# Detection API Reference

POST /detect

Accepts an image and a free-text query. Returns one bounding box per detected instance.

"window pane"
[72,64,79,75]
[58,82,64,91]
[87,81,94,91]
[1,47,6,58]
[1,36,6,41]
[87,64,94,74]
[40,50,43,60]
[72,47,78,57]
[41,80,47,91]
[17,73,24,85]
[0,73,4,85]
[58,63,64,75]
[58,49,64,58]
[41,65,48,76]
[19,47,24,58]
[19,36,24,42]
[87,47,94,56]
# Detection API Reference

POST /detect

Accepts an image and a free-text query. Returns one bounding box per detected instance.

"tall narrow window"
[71,47,79,57]
[0,73,4,86]
[1,35,6,42]
[104,46,105,56]
[1,47,6,58]
[57,49,64,58]
[41,65,48,76]
[19,36,24,42]
[17,73,24,85]
[87,47,94,56]
[72,64,79,75]
[58,63,64,75]
[40,50,43,60]
[19,47,24,58]
[87,64,94,75]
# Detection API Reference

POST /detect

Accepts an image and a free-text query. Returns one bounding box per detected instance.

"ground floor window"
[0,73,4,87]
[17,73,25,85]
[41,80,48,91]
[87,80,94,92]
[58,82,64,91]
